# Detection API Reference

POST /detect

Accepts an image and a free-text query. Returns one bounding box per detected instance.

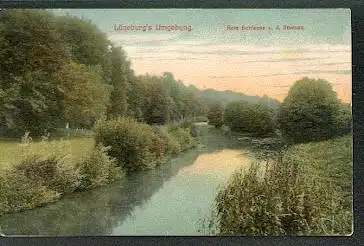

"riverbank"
[204,134,352,236]
[0,123,253,236]
[0,122,198,217]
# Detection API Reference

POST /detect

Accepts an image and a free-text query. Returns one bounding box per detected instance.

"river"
[0,124,253,236]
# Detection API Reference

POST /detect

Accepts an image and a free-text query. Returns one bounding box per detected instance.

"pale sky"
[53,9,351,102]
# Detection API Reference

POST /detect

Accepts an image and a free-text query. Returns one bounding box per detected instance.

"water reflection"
[0,124,253,236]
[0,150,199,236]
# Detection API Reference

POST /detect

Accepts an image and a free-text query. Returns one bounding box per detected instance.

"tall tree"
[55,15,110,67]
[56,62,111,128]
[106,46,130,118]
[139,75,171,125]
[0,10,71,136]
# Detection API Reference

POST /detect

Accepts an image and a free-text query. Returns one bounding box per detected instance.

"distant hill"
[194,87,281,111]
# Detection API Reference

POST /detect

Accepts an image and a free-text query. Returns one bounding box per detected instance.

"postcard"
[0,9,352,236]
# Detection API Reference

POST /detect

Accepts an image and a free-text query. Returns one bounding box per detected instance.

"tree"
[207,103,224,128]
[224,100,275,136]
[136,75,171,125]
[106,46,130,118]
[56,62,111,128]
[0,10,71,136]
[224,101,249,132]
[277,77,342,143]
[181,88,204,121]
[162,72,184,121]
[55,15,110,67]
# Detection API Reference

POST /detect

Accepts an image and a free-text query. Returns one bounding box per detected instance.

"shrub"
[0,168,60,215]
[168,126,197,151]
[15,134,81,194]
[94,117,160,172]
[207,103,224,128]
[15,156,81,194]
[94,117,197,173]
[76,144,124,190]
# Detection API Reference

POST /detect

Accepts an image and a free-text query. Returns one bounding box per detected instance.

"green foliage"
[0,169,60,216]
[126,73,207,124]
[76,144,124,190]
[0,10,71,136]
[194,116,209,123]
[55,15,110,66]
[14,133,82,194]
[333,102,352,137]
[168,125,197,151]
[207,103,224,128]
[106,46,130,118]
[94,117,157,172]
[94,117,197,173]
[277,77,347,143]
[224,100,275,136]
[15,156,81,195]
[56,62,111,128]
[0,134,124,216]
[144,76,172,125]
[207,135,352,236]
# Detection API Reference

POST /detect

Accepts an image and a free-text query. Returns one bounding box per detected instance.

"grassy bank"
[0,135,122,216]
[204,135,352,236]
[0,137,94,170]
[0,121,197,216]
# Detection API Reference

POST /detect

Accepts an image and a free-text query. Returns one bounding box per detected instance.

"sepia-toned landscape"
[0,9,352,236]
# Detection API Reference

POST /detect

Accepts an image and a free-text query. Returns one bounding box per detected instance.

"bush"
[76,144,124,190]
[0,168,60,215]
[15,156,81,194]
[206,136,352,236]
[168,126,197,151]
[0,133,127,216]
[207,103,224,128]
[224,101,275,136]
[224,100,275,137]
[14,134,82,194]
[94,117,163,172]
[94,117,197,173]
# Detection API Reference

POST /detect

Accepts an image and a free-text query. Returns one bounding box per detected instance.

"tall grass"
[202,135,352,236]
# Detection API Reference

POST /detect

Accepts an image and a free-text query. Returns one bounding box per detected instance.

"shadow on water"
[0,123,253,236]
[0,150,200,236]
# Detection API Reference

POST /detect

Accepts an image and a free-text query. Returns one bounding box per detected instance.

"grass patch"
[0,137,94,170]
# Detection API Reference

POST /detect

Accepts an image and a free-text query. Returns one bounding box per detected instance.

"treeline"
[204,77,352,235]
[0,9,202,215]
[0,10,207,138]
[207,77,351,143]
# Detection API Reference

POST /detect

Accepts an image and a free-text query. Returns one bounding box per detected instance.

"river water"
[0,124,252,236]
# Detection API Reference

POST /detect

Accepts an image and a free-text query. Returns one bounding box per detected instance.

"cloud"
[208,69,351,79]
